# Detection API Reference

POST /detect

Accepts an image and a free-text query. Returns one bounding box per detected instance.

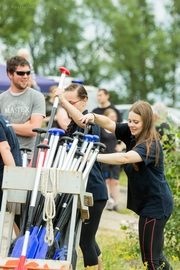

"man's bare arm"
[12,114,44,137]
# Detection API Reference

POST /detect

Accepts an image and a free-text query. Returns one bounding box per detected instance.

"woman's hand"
[115,142,126,152]
[53,87,65,103]
[79,113,95,124]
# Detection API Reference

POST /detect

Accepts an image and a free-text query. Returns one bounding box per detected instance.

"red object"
[59,67,70,76]
[14,256,27,270]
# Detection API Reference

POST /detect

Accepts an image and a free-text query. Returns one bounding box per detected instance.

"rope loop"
[40,167,58,246]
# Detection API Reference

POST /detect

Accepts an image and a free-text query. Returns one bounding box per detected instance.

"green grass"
[77,227,180,269]
[119,207,135,215]
[119,167,128,187]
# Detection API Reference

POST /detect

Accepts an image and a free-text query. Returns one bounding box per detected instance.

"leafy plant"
[162,123,180,258]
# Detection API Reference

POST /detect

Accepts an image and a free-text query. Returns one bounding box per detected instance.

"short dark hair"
[98,88,109,95]
[6,56,30,74]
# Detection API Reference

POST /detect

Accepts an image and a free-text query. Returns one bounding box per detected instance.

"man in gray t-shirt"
[0,56,46,160]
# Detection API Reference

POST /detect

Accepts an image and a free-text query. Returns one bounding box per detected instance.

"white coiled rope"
[40,167,58,246]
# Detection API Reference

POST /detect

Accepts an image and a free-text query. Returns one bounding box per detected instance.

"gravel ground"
[99,185,138,232]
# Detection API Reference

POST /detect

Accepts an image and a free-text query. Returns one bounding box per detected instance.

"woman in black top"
[54,84,108,270]
[80,100,174,270]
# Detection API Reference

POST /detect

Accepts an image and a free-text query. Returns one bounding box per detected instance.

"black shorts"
[101,164,121,180]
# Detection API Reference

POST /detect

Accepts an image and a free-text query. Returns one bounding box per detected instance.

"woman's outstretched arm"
[96,150,142,165]
[80,112,116,133]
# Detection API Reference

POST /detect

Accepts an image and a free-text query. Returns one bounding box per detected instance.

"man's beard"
[14,82,28,90]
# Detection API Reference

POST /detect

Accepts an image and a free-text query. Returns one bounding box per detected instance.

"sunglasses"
[69,100,81,105]
[15,71,31,76]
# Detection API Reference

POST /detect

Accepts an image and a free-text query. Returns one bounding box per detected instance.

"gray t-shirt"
[0,88,46,157]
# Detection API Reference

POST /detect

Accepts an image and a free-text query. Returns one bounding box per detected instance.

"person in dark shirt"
[92,88,122,122]
[44,85,71,129]
[80,100,174,270]
[54,83,108,270]
[0,114,22,235]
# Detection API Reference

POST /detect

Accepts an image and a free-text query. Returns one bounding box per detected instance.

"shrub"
[161,122,180,258]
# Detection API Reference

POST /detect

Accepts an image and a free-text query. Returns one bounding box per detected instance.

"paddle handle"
[46,67,70,137]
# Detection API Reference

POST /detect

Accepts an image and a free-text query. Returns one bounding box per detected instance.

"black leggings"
[80,200,106,267]
[139,216,172,270]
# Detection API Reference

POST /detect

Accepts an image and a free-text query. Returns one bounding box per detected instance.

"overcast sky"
[147,0,169,22]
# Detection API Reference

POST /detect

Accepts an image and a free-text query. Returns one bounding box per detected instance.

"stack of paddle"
[8,66,106,270]
[9,128,105,268]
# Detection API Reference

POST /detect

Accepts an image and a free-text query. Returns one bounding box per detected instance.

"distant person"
[0,114,22,236]
[153,102,175,150]
[92,88,122,122]
[0,56,45,162]
[56,103,71,132]
[17,48,41,92]
[101,108,124,211]
[92,88,123,210]
[43,85,59,128]
[152,102,169,138]
[80,100,174,270]
[43,85,71,130]
[43,85,58,127]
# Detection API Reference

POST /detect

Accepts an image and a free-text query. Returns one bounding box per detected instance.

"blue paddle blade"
[11,235,24,258]
[52,232,61,260]
[26,226,40,258]
[11,225,35,258]
[34,227,49,259]
[55,245,68,260]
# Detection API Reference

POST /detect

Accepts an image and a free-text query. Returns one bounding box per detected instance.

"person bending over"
[54,83,108,270]
[80,100,174,270]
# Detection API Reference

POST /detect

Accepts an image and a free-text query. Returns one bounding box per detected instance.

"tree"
[62,0,116,87]
[163,0,180,107]
[81,0,180,105]
[1,0,180,107]
[101,0,170,102]
[0,0,38,58]
[28,0,84,76]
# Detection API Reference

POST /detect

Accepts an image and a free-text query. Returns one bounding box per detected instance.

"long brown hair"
[130,100,160,167]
